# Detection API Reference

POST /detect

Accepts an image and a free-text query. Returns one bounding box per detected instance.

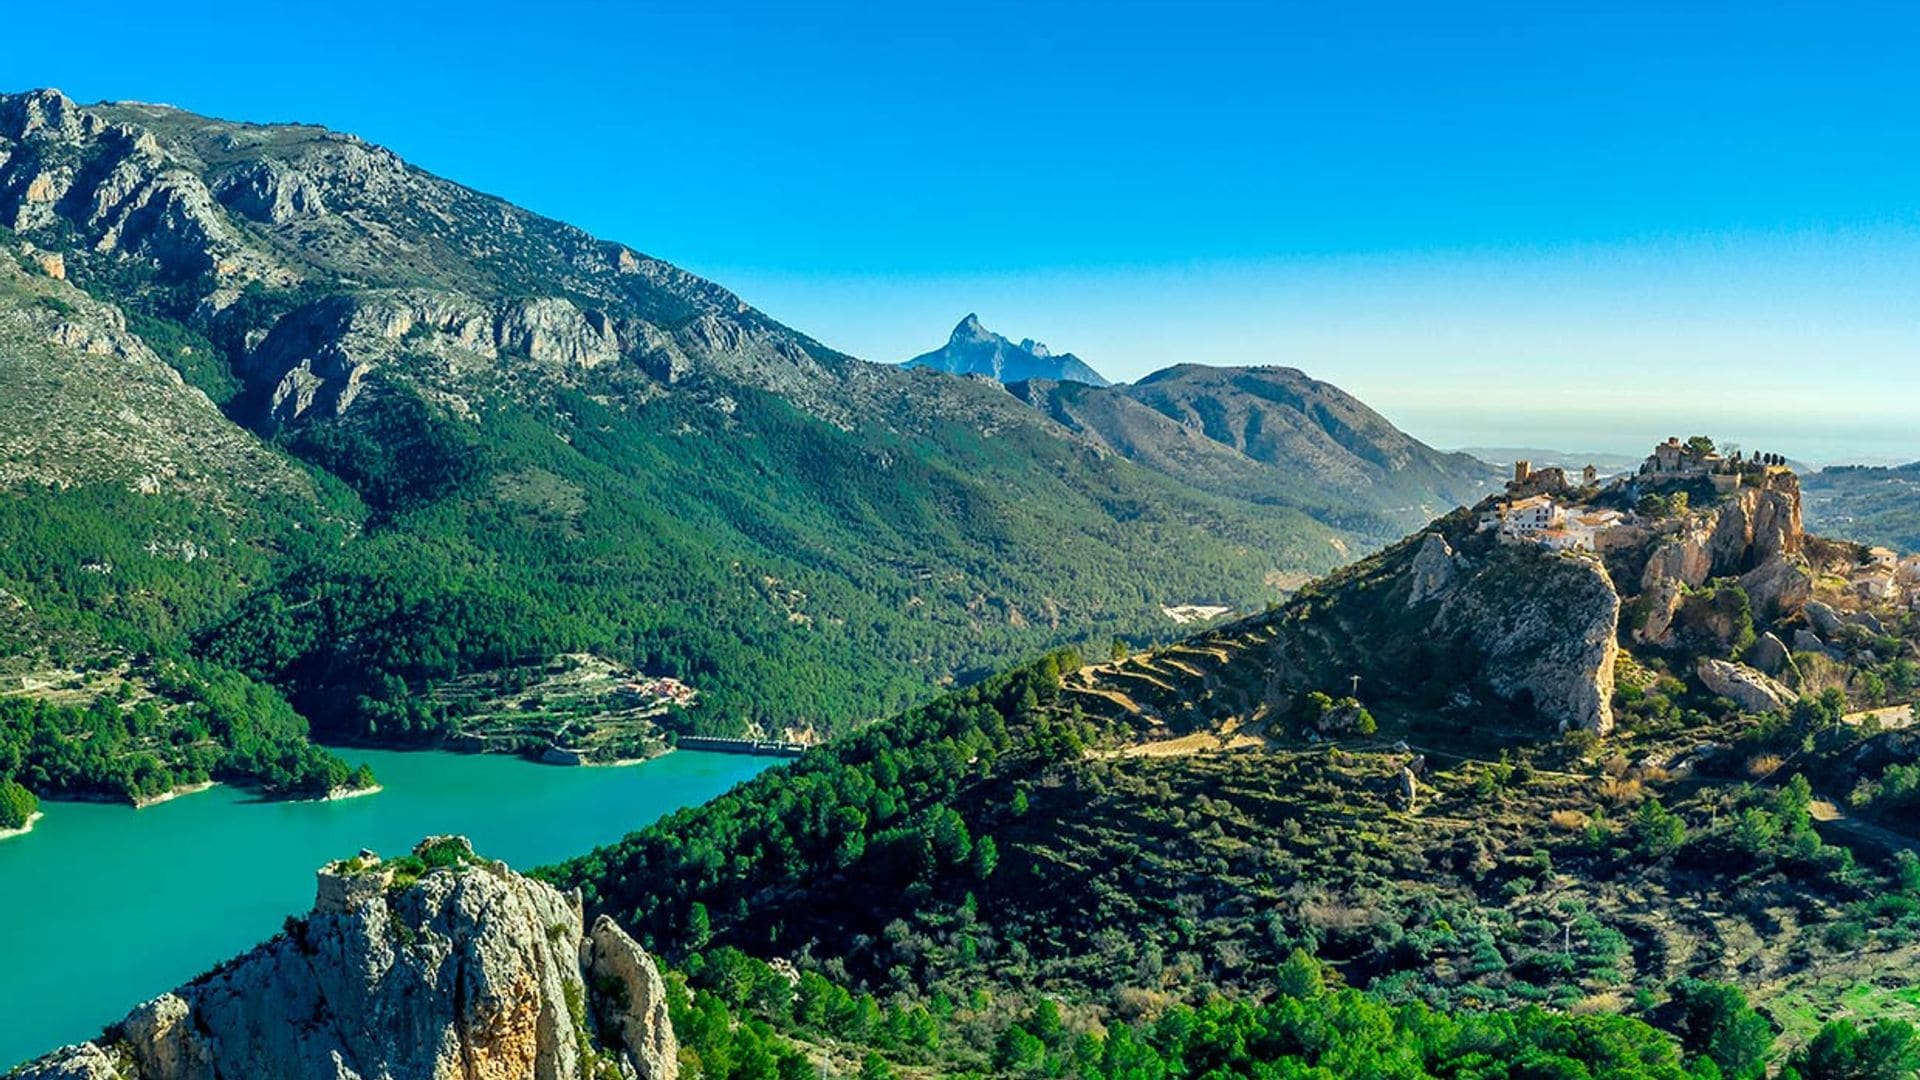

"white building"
[1482,495,1563,537]
[1480,498,1624,553]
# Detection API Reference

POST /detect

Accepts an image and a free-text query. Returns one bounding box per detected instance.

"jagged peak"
[0,87,89,139]
[950,312,992,342]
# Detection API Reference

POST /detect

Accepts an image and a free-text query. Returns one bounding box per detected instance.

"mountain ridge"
[901,313,1112,387]
[0,86,1463,776]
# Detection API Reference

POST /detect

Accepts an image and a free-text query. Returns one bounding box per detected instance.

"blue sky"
[8,1,1919,459]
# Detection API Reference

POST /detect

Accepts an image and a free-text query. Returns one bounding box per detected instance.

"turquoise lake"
[0,747,772,1066]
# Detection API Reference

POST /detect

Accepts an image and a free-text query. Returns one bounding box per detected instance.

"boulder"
[1793,628,1832,655]
[1805,600,1845,638]
[1392,767,1419,812]
[1697,658,1798,714]
[1846,610,1888,636]
[1749,632,1793,677]
[1739,555,1812,621]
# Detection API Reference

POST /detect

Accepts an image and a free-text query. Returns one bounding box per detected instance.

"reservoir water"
[0,747,772,1066]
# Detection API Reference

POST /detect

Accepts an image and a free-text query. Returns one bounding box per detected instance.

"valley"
[4,74,1920,1080]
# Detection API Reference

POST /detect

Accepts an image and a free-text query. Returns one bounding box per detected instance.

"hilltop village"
[1476,438,1920,608]
[1466,438,1904,595]
[1480,437,1792,550]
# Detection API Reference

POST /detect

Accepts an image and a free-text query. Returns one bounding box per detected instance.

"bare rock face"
[1697,658,1798,714]
[1635,477,1804,595]
[1274,528,1621,734]
[1434,551,1620,733]
[1405,532,1458,605]
[1641,521,1715,591]
[1749,632,1793,677]
[1706,477,1804,573]
[1740,554,1812,621]
[0,90,283,283]
[583,916,680,1080]
[1636,578,1685,646]
[21,838,678,1080]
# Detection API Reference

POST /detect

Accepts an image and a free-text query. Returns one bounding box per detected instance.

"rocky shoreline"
[133,781,215,810]
[0,810,44,842]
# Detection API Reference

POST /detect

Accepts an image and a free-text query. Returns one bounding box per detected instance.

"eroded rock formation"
[22,837,678,1080]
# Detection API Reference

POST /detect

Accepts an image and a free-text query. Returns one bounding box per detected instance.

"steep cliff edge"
[16,837,677,1080]
[1265,519,1623,732]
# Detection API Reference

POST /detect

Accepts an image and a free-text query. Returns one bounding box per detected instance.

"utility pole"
[1349,674,1361,698]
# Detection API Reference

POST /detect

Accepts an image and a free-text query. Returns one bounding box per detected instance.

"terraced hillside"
[547,466,1920,1071]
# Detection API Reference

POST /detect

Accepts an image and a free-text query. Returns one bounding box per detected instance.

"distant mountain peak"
[906,315,1110,387]
[951,313,991,342]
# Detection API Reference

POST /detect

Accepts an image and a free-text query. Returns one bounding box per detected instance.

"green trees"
[0,778,37,829]
[1786,1018,1920,1080]
[1297,691,1376,737]
[539,651,1080,954]
[0,669,374,804]
[1670,980,1774,1079]
[970,835,999,879]
[1638,491,1693,519]
[961,963,1701,1080]
[1631,797,1689,859]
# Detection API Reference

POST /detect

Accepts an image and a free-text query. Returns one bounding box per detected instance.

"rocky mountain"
[18,837,678,1080]
[1233,464,1811,735]
[900,314,1110,387]
[1011,364,1497,536]
[1,86,1393,757]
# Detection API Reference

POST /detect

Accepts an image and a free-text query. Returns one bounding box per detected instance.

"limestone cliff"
[1626,473,1809,619]
[1267,519,1621,732]
[19,838,677,1080]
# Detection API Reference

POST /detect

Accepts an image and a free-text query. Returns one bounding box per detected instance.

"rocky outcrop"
[1273,529,1620,734]
[1634,477,1803,589]
[1636,578,1685,646]
[1739,554,1812,621]
[1749,632,1793,677]
[22,838,678,1080]
[10,1043,123,1080]
[1641,521,1715,591]
[1707,476,1804,572]
[1405,532,1457,605]
[1697,658,1798,714]
[1433,552,1620,733]
[583,917,679,1080]
[0,90,284,284]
